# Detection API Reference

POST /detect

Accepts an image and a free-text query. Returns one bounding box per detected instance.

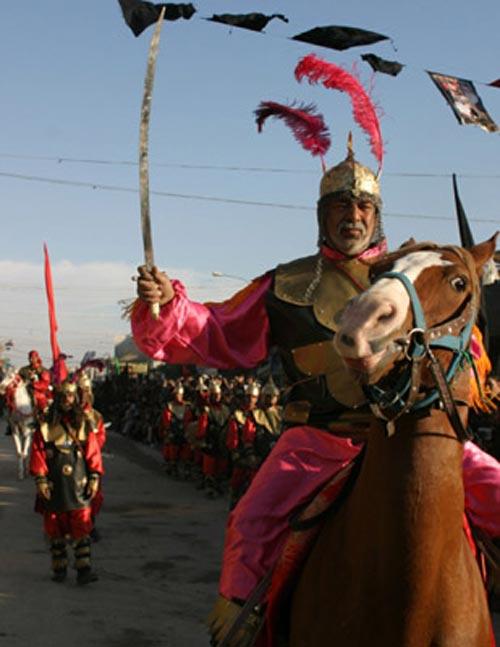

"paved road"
[0,421,497,645]
[0,422,227,647]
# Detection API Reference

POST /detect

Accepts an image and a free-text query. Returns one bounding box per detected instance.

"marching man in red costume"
[77,372,107,537]
[226,382,262,509]
[196,379,231,498]
[130,54,500,645]
[160,382,193,478]
[30,380,103,585]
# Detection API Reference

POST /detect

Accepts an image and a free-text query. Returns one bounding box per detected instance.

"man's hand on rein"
[136,265,175,307]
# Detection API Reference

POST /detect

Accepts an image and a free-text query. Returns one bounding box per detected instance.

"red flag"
[43,244,67,384]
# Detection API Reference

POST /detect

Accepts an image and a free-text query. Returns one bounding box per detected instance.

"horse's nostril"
[339,333,355,348]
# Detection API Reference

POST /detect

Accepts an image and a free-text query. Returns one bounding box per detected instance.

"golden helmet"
[173,382,185,396]
[58,380,77,395]
[262,377,280,398]
[245,382,261,398]
[77,373,92,390]
[319,133,380,203]
[208,379,222,395]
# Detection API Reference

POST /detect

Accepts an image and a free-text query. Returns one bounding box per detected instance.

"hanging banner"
[207,13,288,33]
[428,71,498,132]
[118,1,195,37]
[292,25,389,51]
[361,53,404,77]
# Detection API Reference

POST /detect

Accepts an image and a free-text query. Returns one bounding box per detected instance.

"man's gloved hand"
[86,475,100,500]
[36,478,51,500]
[207,595,260,647]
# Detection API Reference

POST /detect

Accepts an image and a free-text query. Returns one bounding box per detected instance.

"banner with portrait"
[428,71,498,132]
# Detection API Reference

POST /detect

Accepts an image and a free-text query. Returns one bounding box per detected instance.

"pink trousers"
[219,426,500,601]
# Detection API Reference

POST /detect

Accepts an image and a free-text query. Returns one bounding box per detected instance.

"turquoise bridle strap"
[366,268,474,414]
[375,271,427,332]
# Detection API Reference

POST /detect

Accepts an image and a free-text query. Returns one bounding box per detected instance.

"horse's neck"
[352,410,465,557]
[14,383,33,416]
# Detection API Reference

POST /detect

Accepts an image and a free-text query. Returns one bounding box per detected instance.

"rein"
[364,246,479,441]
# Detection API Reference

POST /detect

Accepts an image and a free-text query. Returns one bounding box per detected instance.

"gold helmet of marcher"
[319,133,380,205]
[58,380,77,395]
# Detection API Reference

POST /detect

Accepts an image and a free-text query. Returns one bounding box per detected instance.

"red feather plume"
[295,54,383,170]
[255,101,331,162]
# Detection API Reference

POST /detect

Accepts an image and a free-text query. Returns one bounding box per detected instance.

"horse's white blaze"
[336,251,453,363]
[367,251,453,329]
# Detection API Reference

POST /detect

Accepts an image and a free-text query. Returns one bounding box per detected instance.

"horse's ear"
[469,232,498,273]
[399,237,416,249]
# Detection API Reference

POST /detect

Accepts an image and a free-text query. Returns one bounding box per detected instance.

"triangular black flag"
[206,13,289,33]
[453,174,498,362]
[118,1,196,37]
[291,25,389,51]
[453,173,475,248]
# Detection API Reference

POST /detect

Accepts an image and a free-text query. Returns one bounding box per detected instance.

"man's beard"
[333,220,371,255]
[60,402,83,427]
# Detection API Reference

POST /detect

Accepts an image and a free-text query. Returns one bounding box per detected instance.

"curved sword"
[139,5,166,319]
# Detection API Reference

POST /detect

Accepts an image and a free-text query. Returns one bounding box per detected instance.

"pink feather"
[295,54,383,169]
[255,100,331,159]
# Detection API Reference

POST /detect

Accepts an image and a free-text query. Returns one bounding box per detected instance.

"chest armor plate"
[208,404,230,429]
[268,254,371,413]
[40,422,89,512]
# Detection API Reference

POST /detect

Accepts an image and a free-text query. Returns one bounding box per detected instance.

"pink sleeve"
[131,274,272,370]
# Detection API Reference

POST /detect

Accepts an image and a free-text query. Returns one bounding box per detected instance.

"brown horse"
[289,237,496,647]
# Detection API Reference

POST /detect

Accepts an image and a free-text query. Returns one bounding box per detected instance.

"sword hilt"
[150,301,160,320]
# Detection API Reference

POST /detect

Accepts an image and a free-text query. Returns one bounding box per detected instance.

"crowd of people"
[93,370,283,509]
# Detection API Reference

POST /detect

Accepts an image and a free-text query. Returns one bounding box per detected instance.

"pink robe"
[131,273,500,601]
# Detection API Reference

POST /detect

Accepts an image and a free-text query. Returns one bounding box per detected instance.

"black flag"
[118,1,196,37]
[453,174,498,364]
[361,53,404,77]
[206,13,289,33]
[291,25,389,51]
[453,173,475,248]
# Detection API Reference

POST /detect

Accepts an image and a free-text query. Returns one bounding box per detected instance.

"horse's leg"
[21,427,34,478]
[11,424,24,480]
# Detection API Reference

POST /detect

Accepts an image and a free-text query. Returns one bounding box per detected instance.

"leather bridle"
[363,245,480,441]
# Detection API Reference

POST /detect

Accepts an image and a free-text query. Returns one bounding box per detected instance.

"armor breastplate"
[168,402,188,421]
[267,254,371,427]
[208,404,230,429]
[40,422,90,512]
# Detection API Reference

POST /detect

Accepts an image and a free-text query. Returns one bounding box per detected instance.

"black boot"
[74,537,97,585]
[51,569,67,583]
[50,539,68,583]
[76,567,98,585]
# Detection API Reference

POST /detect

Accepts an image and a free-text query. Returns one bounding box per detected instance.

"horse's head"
[0,368,19,394]
[334,235,497,388]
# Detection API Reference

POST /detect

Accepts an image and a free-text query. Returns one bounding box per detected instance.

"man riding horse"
[130,58,499,645]
[18,350,52,416]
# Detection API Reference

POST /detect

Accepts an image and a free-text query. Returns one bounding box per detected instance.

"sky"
[1,0,499,368]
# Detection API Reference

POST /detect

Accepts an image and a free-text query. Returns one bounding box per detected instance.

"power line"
[0,170,498,224]
[1,152,500,179]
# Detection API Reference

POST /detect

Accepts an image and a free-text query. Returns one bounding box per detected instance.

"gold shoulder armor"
[234,410,247,426]
[251,409,274,433]
[274,254,320,306]
[40,422,50,442]
[275,255,371,332]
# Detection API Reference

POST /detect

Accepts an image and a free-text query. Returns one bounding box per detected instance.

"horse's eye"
[451,276,467,292]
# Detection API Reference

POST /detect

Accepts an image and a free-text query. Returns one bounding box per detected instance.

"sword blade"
[139,6,166,272]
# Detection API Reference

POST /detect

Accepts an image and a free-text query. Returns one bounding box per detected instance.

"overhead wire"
[0,170,497,224]
[0,152,500,179]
